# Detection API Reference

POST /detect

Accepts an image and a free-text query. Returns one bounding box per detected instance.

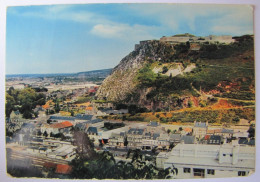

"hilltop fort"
[135,33,235,50]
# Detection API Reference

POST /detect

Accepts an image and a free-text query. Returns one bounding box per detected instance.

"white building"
[156,141,255,179]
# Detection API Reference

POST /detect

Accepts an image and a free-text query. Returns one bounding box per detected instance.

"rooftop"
[50,121,73,129]
[128,128,145,135]
[55,164,72,174]
[194,121,207,128]
[49,116,75,121]
[87,126,98,134]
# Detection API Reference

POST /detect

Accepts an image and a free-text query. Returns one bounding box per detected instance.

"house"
[74,114,94,123]
[20,123,35,133]
[180,135,195,144]
[193,121,208,139]
[10,110,23,123]
[233,131,248,139]
[146,121,161,133]
[221,128,234,138]
[85,106,94,115]
[169,134,182,144]
[148,121,160,127]
[86,126,100,144]
[49,115,75,123]
[157,133,170,150]
[207,135,223,145]
[156,142,255,179]
[86,126,98,135]
[108,133,125,148]
[141,132,160,150]
[55,164,72,175]
[127,128,145,149]
[48,121,73,135]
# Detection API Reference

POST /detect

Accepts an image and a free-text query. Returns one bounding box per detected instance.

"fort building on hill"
[159,33,235,44]
[134,33,235,50]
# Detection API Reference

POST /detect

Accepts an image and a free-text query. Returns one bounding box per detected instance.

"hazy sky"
[6,4,254,74]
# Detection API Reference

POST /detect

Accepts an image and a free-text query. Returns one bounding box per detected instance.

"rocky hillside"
[96,40,179,101]
[96,35,255,112]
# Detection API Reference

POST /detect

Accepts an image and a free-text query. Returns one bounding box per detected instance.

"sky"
[6,3,254,74]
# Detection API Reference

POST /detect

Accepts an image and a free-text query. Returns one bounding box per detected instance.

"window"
[238,171,246,176]
[223,154,226,156]
[193,168,205,177]
[230,154,233,157]
[184,168,191,173]
[207,169,215,175]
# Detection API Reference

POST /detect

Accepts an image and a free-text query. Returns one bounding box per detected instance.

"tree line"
[6,87,46,119]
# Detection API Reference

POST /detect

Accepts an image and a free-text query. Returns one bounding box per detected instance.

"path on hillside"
[190,83,255,103]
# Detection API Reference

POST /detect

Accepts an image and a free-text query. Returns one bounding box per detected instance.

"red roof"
[55,164,72,174]
[51,121,73,129]
[89,89,96,93]
[86,107,93,111]
[204,135,210,140]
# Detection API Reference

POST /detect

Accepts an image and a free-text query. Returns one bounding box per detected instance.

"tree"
[43,131,48,137]
[247,124,255,138]
[54,101,60,113]
[169,142,175,150]
[73,131,97,159]
[162,66,168,74]
[70,110,74,116]
[37,130,42,136]
[124,136,128,148]
[70,148,178,179]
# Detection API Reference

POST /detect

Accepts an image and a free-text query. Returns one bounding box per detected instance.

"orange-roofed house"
[85,106,93,114]
[183,127,192,134]
[86,106,93,111]
[49,121,73,134]
[42,104,50,110]
[55,164,72,175]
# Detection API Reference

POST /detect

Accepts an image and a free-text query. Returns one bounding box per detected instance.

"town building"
[156,141,255,179]
[193,121,208,140]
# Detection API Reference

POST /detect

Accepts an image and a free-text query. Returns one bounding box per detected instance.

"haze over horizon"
[6,4,253,74]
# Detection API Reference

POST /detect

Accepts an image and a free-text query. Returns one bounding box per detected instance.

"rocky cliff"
[96,40,177,101]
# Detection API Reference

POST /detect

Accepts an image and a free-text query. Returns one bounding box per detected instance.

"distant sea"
[6,73,74,78]
[6,68,113,78]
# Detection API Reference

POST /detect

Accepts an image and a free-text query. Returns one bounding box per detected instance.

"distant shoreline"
[6,68,113,78]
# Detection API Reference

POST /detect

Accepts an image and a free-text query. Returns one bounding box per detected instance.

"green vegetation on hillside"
[136,63,195,97]
[135,35,254,101]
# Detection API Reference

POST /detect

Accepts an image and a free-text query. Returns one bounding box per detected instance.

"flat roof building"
[157,142,255,179]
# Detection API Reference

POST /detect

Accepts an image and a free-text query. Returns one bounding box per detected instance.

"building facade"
[156,142,255,179]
